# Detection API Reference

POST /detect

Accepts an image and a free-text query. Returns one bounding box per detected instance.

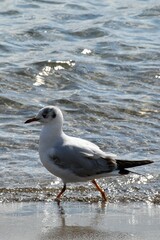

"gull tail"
[116,159,153,175]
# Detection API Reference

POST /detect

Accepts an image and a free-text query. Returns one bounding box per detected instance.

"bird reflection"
[40,201,109,240]
[56,200,65,215]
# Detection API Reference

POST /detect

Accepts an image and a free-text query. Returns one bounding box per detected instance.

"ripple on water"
[0,174,159,204]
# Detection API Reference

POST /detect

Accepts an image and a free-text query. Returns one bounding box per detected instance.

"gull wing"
[48,138,117,178]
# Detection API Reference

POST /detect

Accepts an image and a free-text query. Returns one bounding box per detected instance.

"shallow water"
[0,0,159,203]
[1,202,160,240]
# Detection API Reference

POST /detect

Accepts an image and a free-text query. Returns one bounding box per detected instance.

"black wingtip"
[142,160,154,165]
[116,159,154,170]
[119,169,130,175]
[148,160,154,164]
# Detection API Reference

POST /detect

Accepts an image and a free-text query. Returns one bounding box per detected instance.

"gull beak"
[24,117,39,124]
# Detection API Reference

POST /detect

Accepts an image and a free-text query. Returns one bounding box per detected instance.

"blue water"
[0,0,159,203]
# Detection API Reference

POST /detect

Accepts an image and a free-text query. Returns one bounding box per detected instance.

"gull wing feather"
[48,136,117,178]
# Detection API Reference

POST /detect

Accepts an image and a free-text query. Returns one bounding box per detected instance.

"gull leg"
[92,179,108,202]
[55,183,66,203]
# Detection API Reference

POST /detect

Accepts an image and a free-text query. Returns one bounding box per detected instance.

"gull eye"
[42,113,48,118]
[52,112,56,118]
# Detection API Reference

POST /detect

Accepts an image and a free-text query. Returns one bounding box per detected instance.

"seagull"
[25,106,153,202]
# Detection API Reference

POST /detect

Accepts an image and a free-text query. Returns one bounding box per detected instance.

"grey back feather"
[49,142,117,177]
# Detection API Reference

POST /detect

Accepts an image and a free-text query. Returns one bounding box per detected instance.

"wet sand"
[0,202,160,240]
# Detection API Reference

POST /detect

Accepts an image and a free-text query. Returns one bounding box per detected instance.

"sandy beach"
[0,201,159,240]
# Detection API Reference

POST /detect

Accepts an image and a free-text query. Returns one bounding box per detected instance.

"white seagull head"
[25,106,63,126]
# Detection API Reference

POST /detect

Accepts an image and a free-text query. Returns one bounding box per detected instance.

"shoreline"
[0,201,160,240]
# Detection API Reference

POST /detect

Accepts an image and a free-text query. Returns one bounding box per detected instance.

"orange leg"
[55,183,66,202]
[92,179,108,202]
